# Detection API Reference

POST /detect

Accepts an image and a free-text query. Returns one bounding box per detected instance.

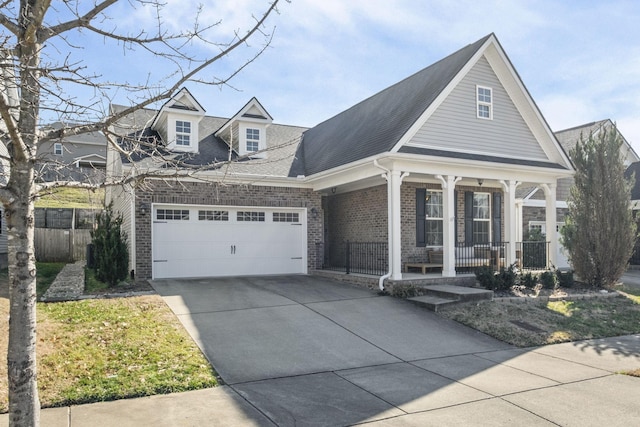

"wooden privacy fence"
[34,208,101,262]
[35,228,93,262]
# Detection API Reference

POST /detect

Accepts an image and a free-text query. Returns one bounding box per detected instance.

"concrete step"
[423,284,493,302]
[407,296,458,312]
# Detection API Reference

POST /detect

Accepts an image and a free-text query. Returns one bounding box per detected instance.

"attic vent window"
[246,128,260,152]
[176,120,191,146]
[476,86,493,120]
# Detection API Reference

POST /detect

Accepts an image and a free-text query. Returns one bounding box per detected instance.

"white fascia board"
[389,37,493,154]
[387,153,573,183]
[522,199,568,208]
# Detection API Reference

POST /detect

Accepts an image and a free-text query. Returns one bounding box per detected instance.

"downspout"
[373,159,392,291]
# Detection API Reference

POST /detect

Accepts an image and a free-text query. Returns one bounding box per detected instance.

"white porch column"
[500,180,519,266]
[390,170,409,280]
[541,183,558,268]
[436,175,461,277]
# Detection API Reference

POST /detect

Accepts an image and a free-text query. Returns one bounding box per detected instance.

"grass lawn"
[36,187,105,209]
[1,284,217,413]
[0,263,66,298]
[438,286,640,348]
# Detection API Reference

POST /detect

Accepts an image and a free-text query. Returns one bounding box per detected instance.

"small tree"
[91,204,129,287]
[561,125,637,288]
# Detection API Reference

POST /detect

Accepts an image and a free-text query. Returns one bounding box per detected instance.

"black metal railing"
[517,241,550,271]
[453,241,507,272]
[317,241,388,276]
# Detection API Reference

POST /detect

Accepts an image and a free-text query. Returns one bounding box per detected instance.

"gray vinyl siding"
[38,141,106,166]
[408,56,548,161]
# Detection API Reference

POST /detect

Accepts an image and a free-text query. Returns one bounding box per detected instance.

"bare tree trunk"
[6,5,43,422]
[6,164,40,426]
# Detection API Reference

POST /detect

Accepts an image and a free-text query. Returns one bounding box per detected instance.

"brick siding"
[134,180,322,279]
[325,182,503,267]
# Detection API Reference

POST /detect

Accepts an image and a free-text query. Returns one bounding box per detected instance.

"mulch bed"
[493,283,619,302]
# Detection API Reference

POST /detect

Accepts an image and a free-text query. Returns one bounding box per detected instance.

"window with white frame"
[175,120,191,146]
[246,128,260,152]
[54,143,63,156]
[473,193,491,243]
[424,190,443,245]
[476,86,492,119]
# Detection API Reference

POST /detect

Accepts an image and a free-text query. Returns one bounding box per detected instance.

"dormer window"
[53,143,63,156]
[176,120,191,146]
[476,86,492,120]
[246,128,260,152]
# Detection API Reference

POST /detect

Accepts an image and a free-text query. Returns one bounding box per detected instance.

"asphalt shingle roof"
[296,34,492,176]
[111,105,306,177]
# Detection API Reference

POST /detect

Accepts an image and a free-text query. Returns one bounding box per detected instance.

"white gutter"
[373,159,392,291]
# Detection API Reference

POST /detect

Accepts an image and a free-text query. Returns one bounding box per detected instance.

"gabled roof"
[215,97,273,137]
[555,119,639,164]
[110,104,306,177]
[297,35,492,176]
[150,87,205,129]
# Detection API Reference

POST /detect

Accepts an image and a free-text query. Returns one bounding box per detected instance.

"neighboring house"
[517,120,639,268]
[37,121,107,183]
[106,33,574,284]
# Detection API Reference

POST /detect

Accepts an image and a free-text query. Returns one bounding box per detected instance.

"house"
[37,121,107,183]
[106,33,574,285]
[517,120,639,268]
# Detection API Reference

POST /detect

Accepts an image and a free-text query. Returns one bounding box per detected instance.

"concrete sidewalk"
[2,334,638,426]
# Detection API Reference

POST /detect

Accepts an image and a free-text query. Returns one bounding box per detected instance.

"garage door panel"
[152,206,306,279]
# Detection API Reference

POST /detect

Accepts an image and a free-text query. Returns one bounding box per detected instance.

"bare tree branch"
[43,0,118,40]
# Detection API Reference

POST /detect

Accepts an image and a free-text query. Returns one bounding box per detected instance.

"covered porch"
[312,156,568,286]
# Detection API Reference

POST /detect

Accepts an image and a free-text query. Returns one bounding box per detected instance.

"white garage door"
[152,205,307,279]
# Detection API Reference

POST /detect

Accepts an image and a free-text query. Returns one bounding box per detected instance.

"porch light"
[140,202,149,215]
[311,207,318,219]
[477,179,484,187]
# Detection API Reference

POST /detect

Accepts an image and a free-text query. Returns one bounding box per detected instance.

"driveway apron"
[151,275,515,425]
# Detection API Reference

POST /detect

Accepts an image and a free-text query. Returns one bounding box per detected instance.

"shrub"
[91,203,129,287]
[556,269,574,288]
[496,264,518,291]
[475,266,498,290]
[520,271,539,289]
[540,270,557,290]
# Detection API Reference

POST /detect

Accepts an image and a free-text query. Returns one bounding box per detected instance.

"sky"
[38,0,640,152]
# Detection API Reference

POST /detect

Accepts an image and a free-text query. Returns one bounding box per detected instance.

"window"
[424,190,443,246]
[273,212,299,223]
[175,120,191,146]
[199,210,228,221]
[237,211,265,222]
[157,209,189,220]
[246,128,260,152]
[473,193,491,243]
[476,86,492,119]
[54,143,63,156]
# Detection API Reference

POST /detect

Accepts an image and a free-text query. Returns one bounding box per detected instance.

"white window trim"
[476,85,493,120]
[425,190,443,247]
[175,120,191,146]
[54,143,63,156]
[246,128,260,153]
[528,221,565,234]
[473,192,491,243]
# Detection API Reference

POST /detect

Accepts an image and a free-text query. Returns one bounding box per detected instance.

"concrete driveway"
[148,276,640,426]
